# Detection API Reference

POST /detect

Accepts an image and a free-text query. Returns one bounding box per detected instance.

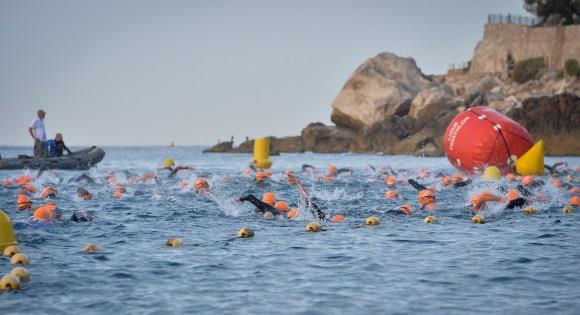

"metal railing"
[449,62,469,71]
[488,14,539,26]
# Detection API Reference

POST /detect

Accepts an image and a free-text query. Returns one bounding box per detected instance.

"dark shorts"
[34,140,47,158]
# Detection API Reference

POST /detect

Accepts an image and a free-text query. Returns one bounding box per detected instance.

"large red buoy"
[443,106,533,174]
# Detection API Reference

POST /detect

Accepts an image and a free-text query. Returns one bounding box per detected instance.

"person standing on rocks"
[28,109,48,158]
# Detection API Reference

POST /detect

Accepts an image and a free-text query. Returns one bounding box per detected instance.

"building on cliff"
[469,14,580,76]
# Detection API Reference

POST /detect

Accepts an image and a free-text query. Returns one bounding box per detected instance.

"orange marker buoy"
[114,184,126,193]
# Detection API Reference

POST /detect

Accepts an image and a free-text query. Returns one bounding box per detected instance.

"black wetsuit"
[70,210,94,222]
[239,195,281,215]
[55,140,72,157]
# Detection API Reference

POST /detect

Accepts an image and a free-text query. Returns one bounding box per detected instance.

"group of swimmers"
[1,159,579,225]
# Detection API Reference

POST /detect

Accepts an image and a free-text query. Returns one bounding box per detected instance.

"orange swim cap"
[506,173,515,182]
[506,189,520,201]
[521,176,533,186]
[569,187,580,194]
[330,214,345,222]
[255,171,266,182]
[16,194,32,210]
[113,191,123,199]
[274,200,289,212]
[2,178,13,187]
[418,190,436,206]
[22,184,36,193]
[399,204,413,215]
[33,203,60,221]
[384,191,399,199]
[328,164,337,175]
[194,178,209,191]
[262,192,276,206]
[287,208,298,219]
[114,184,126,193]
[41,187,57,199]
[386,177,396,187]
[570,196,580,207]
[440,176,450,186]
[452,173,462,182]
[552,179,562,188]
[15,176,33,186]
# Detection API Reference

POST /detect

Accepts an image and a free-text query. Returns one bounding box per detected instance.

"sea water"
[0,146,579,314]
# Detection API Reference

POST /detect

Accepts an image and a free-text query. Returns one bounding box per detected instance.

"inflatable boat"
[0,146,105,170]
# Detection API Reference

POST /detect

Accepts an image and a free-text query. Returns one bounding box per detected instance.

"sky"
[0,0,530,146]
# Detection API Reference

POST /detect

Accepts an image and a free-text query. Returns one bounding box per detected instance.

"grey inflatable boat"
[0,146,105,170]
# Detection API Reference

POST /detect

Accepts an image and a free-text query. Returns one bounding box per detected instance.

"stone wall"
[470,23,580,74]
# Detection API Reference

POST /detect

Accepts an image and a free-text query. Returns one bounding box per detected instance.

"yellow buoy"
[83,245,99,253]
[238,228,254,238]
[0,275,20,291]
[523,207,536,215]
[252,138,272,169]
[165,238,183,247]
[365,216,380,226]
[0,210,17,253]
[472,215,486,224]
[306,222,321,232]
[423,216,438,224]
[483,166,501,181]
[515,140,544,175]
[3,245,20,257]
[563,205,574,213]
[10,267,30,283]
[163,158,175,168]
[10,253,29,265]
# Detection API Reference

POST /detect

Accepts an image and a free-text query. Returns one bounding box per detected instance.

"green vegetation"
[564,59,580,77]
[512,57,545,83]
[524,0,580,25]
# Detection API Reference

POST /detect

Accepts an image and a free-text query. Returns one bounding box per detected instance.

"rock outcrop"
[205,52,580,156]
[330,52,435,132]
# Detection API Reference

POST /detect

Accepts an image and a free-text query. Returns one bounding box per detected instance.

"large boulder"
[330,52,434,131]
[508,92,580,155]
[408,85,455,121]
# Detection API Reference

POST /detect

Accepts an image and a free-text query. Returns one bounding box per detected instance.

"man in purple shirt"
[28,109,47,158]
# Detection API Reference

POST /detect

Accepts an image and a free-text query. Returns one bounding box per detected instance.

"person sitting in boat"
[54,133,72,157]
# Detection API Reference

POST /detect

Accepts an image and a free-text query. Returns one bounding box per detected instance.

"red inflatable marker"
[443,106,533,174]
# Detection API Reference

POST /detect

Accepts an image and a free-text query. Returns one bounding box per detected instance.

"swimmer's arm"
[309,200,326,220]
[506,198,527,209]
[239,195,278,214]
[408,179,427,191]
[453,179,472,188]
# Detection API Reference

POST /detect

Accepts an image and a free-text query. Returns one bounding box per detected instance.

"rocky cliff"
[205,53,580,156]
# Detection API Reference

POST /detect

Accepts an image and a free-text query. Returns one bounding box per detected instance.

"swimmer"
[408,179,437,210]
[194,178,210,193]
[469,189,529,212]
[70,209,94,222]
[77,188,92,200]
[237,193,283,218]
[545,162,568,176]
[254,171,267,183]
[32,202,61,222]
[41,186,57,199]
[287,173,327,220]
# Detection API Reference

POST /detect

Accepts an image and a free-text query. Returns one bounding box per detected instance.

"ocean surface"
[0,146,579,315]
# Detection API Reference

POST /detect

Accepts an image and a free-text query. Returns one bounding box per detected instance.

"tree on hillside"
[524,0,580,25]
